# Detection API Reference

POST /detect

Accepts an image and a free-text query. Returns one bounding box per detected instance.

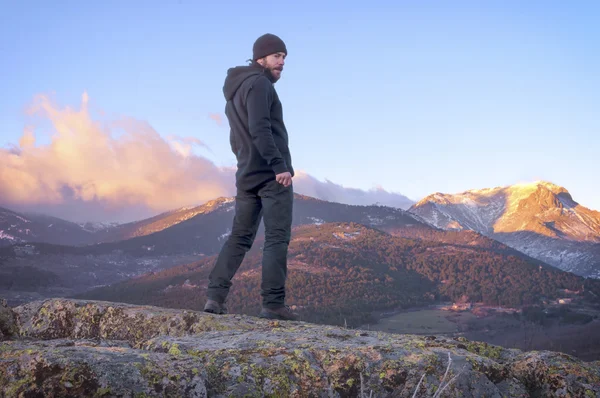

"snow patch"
[79,221,121,232]
[0,230,18,241]
[218,229,231,241]
[308,217,324,225]
[14,215,30,223]
[333,231,361,240]
[366,215,384,225]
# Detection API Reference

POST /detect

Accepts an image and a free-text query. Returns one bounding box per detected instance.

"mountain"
[0,195,435,305]
[77,222,600,328]
[0,200,233,247]
[4,298,599,397]
[1,191,535,303]
[88,198,237,243]
[5,191,595,310]
[0,206,111,247]
[0,193,429,248]
[409,181,600,278]
[57,194,435,258]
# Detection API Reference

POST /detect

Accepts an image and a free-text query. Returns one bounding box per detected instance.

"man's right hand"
[276,171,292,187]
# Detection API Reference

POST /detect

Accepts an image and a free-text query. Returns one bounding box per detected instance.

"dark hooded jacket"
[222,63,294,191]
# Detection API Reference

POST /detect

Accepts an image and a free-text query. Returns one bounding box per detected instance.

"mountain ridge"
[0,194,424,248]
[409,180,600,277]
[0,206,100,246]
[4,180,600,279]
[0,196,437,306]
[412,180,600,239]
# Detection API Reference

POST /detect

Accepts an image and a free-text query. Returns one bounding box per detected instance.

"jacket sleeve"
[246,76,288,175]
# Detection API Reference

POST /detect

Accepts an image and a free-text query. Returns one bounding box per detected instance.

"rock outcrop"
[0,299,18,341]
[1,298,599,397]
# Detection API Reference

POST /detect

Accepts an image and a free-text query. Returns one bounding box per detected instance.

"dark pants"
[206,179,293,309]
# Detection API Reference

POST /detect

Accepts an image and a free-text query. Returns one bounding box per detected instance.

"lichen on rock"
[14,298,255,345]
[1,298,599,397]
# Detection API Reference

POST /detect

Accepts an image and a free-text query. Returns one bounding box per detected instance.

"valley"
[363,297,600,361]
[0,250,201,306]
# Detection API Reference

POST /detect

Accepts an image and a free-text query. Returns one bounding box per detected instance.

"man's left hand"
[276,171,292,187]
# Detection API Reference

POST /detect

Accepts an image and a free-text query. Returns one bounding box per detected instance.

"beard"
[268,65,283,81]
[255,58,283,81]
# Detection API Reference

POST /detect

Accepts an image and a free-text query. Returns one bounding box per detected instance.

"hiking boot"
[203,299,227,315]
[259,305,299,321]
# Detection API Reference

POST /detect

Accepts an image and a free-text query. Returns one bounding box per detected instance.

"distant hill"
[1,194,431,250]
[0,206,109,247]
[3,194,432,256]
[1,193,426,248]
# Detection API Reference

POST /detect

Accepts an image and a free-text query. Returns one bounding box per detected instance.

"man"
[204,33,298,321]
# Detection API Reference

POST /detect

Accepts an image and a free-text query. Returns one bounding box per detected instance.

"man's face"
[258,52,286,81]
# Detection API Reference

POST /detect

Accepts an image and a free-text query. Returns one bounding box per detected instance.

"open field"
[363,308,475,335]
[363,305,600,362]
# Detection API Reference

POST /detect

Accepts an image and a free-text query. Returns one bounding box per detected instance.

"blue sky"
[1,0,599,214]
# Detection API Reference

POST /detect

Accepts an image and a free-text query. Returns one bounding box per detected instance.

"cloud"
[208,113,224,126]
[0,92,413,223]
[1,92,236,222]
[19,126,36,148]
[292,171,415,210]
[166,135,212,157]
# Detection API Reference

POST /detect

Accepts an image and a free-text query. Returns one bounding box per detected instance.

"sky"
[1,0,599,222]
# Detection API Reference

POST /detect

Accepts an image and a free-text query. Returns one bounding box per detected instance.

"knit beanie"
[252,33,287,60]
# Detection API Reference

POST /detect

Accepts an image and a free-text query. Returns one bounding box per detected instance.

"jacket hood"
[223,63,275,101]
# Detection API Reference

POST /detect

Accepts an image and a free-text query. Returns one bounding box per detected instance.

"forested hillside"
[78,223,600,327]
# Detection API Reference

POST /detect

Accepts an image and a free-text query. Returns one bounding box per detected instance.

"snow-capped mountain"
[409,181,600,278]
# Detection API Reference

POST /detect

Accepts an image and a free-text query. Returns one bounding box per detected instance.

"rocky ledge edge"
[1,298,599,397]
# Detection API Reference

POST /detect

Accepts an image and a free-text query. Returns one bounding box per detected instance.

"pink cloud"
[0,92,235,222]
[208,112,224,126]
[0,92,413,223]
